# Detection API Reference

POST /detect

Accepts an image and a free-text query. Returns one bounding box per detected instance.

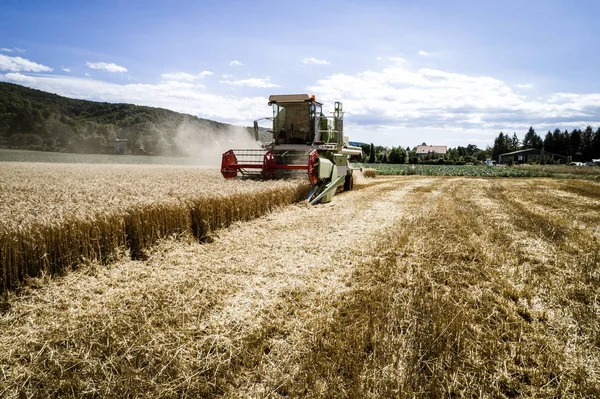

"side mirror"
[253,121,259,142]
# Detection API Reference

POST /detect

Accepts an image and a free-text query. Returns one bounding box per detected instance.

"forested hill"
[0,82,251,155]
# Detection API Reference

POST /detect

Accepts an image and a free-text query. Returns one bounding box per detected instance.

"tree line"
[491,127,600,162]
[360,126,600,165]
[0,82,238,155]
[360,143,492,165]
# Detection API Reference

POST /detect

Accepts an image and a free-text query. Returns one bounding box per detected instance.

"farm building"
[498,148,568,164]
[416,145,447,159]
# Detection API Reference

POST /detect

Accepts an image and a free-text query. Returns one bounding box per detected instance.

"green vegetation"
[359,126,600,167]
[359,163,548,177]
[359,163,600,179]
[492,126,600,162]
[361,142,491,165]
[0,82,244,155]
[516,164,600,180]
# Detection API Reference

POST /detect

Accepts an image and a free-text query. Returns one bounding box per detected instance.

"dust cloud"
[173,117,260,166]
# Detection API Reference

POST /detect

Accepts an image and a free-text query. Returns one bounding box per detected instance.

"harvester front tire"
[344,175,354,191]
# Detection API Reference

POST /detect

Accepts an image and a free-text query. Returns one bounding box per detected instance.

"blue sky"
[1,0,599,148]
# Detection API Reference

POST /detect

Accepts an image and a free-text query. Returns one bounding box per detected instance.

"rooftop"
[416,145,447,154]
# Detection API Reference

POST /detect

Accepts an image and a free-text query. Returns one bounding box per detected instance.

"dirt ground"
[1,176,599,398]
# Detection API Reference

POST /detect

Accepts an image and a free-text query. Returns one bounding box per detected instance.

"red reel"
[221,150,238,179]
[263,150,276,179]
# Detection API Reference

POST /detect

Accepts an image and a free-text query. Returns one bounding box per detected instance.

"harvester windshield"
[273,102,313,144]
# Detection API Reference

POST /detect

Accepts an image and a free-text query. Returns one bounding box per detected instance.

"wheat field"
[0,163,309,293]
[1,174,599,397]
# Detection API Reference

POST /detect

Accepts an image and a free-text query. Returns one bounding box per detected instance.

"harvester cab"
[221,94,363,204]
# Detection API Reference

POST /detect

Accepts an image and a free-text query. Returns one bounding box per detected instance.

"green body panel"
[333,154,348,167]
[309,173,345,205]
[318,158,334,180]
[321,162,338,203]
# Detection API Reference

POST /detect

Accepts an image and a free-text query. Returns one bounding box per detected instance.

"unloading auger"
[221,94,363,204]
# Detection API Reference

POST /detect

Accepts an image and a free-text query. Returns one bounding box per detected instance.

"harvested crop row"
[0,163,310,293]
[287,178,600,397]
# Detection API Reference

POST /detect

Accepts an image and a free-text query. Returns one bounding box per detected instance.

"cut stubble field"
[1,164,600,398]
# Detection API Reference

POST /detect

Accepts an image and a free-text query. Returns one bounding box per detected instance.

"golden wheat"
[0,163,309,293]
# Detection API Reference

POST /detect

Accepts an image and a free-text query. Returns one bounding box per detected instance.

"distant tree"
[551,128,566,155]
[369,143,375,163]
[466,144,479,155]
[8,108,35,135]
[388,146,407,164]
[543,131,554,154]
[522,127,542,149]
[8,133,42,147]
[473,149,488,161]
[408,149,419,164]
[511,132,520,151]
[465,155,478,164]
[592,127,600,158]
[492,132,511,161]
[570,128,582,160]
[360,143,371,159]
[581,127,593,160]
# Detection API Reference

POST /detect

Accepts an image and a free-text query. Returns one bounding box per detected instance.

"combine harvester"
[221,94,363,204]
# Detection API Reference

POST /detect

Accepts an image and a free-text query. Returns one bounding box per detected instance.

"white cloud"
[86,61,128,73]
[0,54,53,72]
[0,73,268,125]
[160,71,213,81]
[389,56,407,64]
[2,72,36,84]
[516,83,533,89]
[0,47,26,53]
[307,64,600,137]
[84,72,90,77]
[221,74,233,79]
[62,67,71,73]
[419,50,433,56]
[302,57,330,65]
[229,60,243,66]
[220,77,280,88]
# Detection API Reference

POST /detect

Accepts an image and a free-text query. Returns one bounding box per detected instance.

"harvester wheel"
[344,174,354,191]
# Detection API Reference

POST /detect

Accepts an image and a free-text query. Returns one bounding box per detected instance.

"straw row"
[0,183,309,293]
